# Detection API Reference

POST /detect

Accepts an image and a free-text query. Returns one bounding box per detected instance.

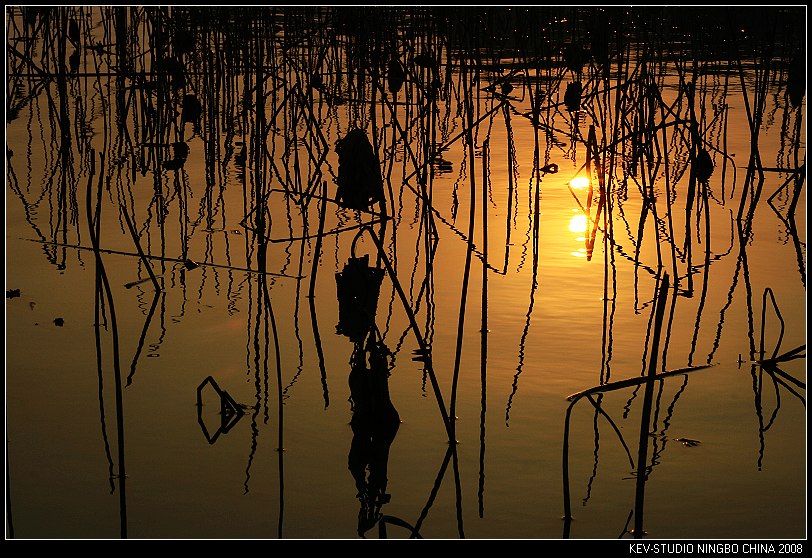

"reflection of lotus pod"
[413,52,437,69]
[163,158,184,171]
[335,255,385,343]
[694,148,714,182]
[163,142,189,170]
[564,81,582,112]
[172,141,189,160]
[336,129,384,210]
[310,73,324,91]
[388,58,406,94]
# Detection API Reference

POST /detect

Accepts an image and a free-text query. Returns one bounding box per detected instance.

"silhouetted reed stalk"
[362,226,453,440]
[452,434,465,539]
[582,397,602,507]
[282,191,309,400]
[21,238,303,279]
[86,149,128,538]
[478,137,489,518]
[121,209,161,387]
[631,271,669,538]
[655,95,681,299]
[505,81,545,425]
[499,102,517,275]
[759,288,786,362]
[410,445,452,537]
[687,176,714,366]
[584,125,606,261]
[767,165,807,289]
[308,181,330,408]
[562,277,720,536]
[754,341,806,407]
[727,24,773,225]
[264,28,287,540]
[448,54,479,441]
[86,164,117,497]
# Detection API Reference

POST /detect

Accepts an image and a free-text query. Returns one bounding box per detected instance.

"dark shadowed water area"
[4,6,807,542]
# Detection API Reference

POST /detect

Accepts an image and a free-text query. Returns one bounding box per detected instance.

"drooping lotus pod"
[335,129,384,210]
[388,58,406,94]
[694,148,714,183]
[564,81,583,113]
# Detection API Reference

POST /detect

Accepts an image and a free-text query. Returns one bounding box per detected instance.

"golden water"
[5,6,806,540]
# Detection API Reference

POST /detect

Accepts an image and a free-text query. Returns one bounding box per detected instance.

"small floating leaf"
[53,317,64,327]
[6,289,21,299]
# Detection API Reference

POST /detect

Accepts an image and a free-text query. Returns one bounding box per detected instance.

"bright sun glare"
[569,176,590,189]
[569,213,588,233]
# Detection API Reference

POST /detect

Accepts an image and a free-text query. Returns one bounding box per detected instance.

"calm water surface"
[5,6,807,540]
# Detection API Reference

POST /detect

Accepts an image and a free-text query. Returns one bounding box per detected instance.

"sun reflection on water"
[569,176,590,189]
[568,213,588,233]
